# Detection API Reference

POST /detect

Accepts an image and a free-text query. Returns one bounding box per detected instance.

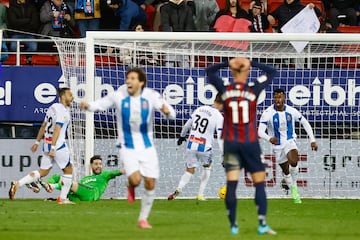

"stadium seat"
[2,54,28,65]
[334,57,359,68]
[267,0,283,14]
[95,55,119,66]
[337,26,360,34]
[31,55,59,66]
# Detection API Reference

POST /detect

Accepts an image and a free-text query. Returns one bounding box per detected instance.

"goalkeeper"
[29,155,125,201]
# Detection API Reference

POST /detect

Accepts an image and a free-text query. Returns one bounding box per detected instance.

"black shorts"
[223,140,265,173]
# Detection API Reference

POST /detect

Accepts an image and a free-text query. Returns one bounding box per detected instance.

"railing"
[1,38,60,66]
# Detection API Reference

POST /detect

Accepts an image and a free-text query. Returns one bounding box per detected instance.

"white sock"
[60,174,72,200]
[290,165,299,185]
[18,171,40,187]
[177,171,193,191]
[284,173,293,187]
[139,189,155,220]
[198,167,211,196]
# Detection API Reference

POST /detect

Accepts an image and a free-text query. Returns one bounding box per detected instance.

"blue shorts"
[223,140,265,173]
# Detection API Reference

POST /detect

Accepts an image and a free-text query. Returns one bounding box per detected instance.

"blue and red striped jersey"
[206,60,277,143]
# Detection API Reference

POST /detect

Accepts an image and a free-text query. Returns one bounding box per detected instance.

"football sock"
[225,180,238,227]
[284,173,293,187]
[18,170,41,187]
[198,167,210,196]
[290,165,299,185]
[255,182,267,226]
[60,174,72,200]
[177,171,193,191]
[139,189,155,220]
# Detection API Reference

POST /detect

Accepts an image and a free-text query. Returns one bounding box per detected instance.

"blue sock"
[225,180,238,227]
[255,182,267,226]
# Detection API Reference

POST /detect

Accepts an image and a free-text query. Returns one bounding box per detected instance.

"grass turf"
[0,199,359,240]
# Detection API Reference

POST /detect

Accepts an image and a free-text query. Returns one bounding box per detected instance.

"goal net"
[55,32,360,199]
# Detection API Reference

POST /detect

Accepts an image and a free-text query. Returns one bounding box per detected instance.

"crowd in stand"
[0,0,359,62]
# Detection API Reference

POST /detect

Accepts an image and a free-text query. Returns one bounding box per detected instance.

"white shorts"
[40,144,72,170]
[272,139,298,164]
[184,149,213,169]
[120,146,159,179]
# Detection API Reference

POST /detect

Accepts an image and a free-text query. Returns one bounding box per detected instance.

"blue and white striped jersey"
[88,85,175,150]
[259,104,303,147]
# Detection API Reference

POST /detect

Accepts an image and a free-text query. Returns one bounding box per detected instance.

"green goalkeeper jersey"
[78,170,121,199]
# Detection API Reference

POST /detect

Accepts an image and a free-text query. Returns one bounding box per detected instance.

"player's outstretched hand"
[177,137,187,146]
[311,142,318,151]
[80,101,89,110]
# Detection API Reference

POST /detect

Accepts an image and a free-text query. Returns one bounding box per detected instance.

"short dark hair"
[90,155,102,164]
[57,87,70,97]
[126,67,147,88]
[214,93,223,104]
[273,88,285,95]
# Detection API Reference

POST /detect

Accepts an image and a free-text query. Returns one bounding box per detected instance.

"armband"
[34,140,40,145]
[51,145,56,150]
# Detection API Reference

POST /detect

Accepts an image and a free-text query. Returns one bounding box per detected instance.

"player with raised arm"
[33,155,125,201]
[206,57,277,235]
[80,67,176,229]
[258,88,318,203]
[167,93,224,201]
[9,87,75,204]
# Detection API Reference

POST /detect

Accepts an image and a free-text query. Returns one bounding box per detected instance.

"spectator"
[74,0,101,38]
[7,0,40,58]
[160,0,196,31]
[248,0,269,32]
[267,0,321,33]
[132,23,159,65]
[190,0,219,31]
[99,0,121,30]
[40,0,75,38]
[160,0,195,67]
[210,0,250,31]
[326,0,359,28]
[113,0,147,31]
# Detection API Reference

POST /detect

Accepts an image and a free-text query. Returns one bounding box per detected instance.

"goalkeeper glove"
[177,137,187,146]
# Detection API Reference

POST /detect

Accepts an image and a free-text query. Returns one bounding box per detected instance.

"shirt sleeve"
[87,92,116,112]
[102,170,122,181]
[180,118,193,137]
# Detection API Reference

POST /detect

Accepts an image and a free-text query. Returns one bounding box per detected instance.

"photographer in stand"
[40,0,75,40]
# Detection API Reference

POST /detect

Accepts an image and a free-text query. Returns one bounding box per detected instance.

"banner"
[1,139,359,199]
[0,66,359,122]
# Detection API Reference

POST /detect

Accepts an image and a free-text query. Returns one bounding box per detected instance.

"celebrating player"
[9,87,75,204]
[206,57,277,235]
[258,88,318,203]
[29,155,125,201]
[168,93,224,201]
[80,67,176,229]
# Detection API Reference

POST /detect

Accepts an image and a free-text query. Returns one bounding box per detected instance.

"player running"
[168,93,224,201]
[258,88,318,203]
[9,87,74,204]
[80,67,176,229]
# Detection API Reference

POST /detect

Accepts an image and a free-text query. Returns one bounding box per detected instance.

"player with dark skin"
[270,91,318,177]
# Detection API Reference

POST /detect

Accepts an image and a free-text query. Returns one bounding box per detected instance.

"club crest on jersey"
[124,102,129,108]
[142,101,148,109]
[287,115,292,121]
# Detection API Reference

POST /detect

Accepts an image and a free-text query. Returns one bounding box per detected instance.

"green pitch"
[0,199,359,240]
